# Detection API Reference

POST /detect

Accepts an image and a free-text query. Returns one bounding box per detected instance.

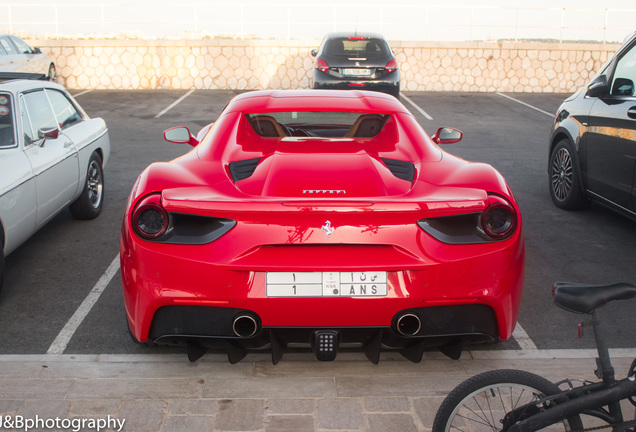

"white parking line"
[512,323,538,350]
[155,89,195,119]
[496,92,554,117]
[47,254,121,354]
[400,93,434,120]
[71,90,93,98]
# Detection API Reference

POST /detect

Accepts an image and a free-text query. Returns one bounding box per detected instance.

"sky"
[1,0,634,42]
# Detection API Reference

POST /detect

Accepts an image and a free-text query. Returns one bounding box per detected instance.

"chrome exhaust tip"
[396,313,421,336]
[232,314,258,338]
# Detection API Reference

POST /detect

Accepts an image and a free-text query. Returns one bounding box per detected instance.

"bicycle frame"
[507,377,636,432]
[508,308,636,432]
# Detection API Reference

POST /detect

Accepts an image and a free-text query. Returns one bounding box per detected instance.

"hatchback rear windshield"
[323,38,390,59]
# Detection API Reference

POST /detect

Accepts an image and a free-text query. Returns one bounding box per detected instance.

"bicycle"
[432,281,636,432]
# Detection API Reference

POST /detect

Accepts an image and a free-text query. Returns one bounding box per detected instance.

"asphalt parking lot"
[1,89,635,359]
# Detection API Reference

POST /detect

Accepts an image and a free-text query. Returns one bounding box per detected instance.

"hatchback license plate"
[343,68,371,76]
[266,271,387,297]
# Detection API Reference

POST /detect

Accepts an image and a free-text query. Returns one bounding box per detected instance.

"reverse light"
[481,195,517,240]
[385,59,398,73]
[315,58,329,73]
[132,193,169,240]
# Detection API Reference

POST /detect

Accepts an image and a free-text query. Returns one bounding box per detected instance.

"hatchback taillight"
[315,58,329,73]
[481,195,517,240]
[385,59,398,73]
[132,193,169,240]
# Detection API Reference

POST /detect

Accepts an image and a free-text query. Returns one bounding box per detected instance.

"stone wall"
[32,39,621,93]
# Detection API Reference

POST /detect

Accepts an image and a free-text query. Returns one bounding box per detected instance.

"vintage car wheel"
[70,152,104,220]
[549,139,589,210]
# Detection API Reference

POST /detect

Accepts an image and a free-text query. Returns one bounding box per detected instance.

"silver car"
[0,33,55,81]
[0,80,110,288]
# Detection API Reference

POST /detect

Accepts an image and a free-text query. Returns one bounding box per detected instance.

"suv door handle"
[628,106,636,119]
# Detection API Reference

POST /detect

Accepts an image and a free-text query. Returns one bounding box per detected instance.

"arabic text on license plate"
[266,271,387,297]
[343,68,371,76]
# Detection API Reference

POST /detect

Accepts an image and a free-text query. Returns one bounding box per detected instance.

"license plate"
[343,68,371,76]
[266,271,387,297]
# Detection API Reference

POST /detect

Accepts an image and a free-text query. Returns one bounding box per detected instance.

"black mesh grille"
[229,157,260,182]
[382,158,415,182]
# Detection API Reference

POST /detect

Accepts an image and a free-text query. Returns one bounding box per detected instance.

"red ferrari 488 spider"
[120,90,524,363]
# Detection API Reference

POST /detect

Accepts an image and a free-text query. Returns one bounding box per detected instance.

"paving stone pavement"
[1,349,635,432]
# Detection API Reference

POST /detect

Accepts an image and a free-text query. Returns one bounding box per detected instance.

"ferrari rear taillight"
[481,195,517,240]
[417,194,518,244]
[315,58,329,73]
[385,59,398,73]
[133,193,169,240]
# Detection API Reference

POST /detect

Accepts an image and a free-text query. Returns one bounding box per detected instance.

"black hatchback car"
[549,31,636,220]
[310,32,399,99]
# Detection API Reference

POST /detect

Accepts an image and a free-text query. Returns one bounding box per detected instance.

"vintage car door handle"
[627,106,636,119]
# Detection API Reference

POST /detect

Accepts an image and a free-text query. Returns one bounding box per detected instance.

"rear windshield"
[323,38,390,59]
[0,92,16,148]
[246,112,389,138]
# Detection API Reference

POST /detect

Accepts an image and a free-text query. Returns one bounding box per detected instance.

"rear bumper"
[312,70,400,97]
[120,219,525,362]
[147,304,498,363]
[0,72,47,81]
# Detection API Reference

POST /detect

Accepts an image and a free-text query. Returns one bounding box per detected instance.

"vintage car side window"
[8,36,32,54]
[0,37,16,55]
[611,44,636,96]
[0,93,16,149]
[46,90,83,129]
[22,90,57,144]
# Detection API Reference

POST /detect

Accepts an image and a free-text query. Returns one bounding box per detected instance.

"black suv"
[310,32,399,99]
[548,31,636,220]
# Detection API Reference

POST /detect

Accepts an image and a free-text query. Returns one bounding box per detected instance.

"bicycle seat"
[553,282,636,314]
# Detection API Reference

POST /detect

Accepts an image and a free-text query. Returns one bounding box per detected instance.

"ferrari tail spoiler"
[160,186,490,217]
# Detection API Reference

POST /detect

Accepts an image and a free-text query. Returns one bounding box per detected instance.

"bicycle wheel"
[433,369,584,432]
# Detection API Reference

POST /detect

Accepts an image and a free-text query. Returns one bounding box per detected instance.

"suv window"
[46,90,83,129]
[22,90,57,144]
[611,43,636,96]
[0,93,16,148]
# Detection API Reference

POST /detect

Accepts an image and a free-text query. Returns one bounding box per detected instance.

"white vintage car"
[0,80,110,288]
[0,33,56,81]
